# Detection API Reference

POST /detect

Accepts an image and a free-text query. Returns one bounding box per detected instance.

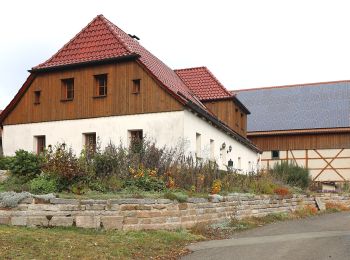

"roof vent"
[128,34,140,40]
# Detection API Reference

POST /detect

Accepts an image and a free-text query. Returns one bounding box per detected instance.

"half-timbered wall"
[250,132,350,182]
[3,61,183,125]
[204,100,247,137]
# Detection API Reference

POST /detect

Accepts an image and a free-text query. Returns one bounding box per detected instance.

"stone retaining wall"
[0,194,349,230]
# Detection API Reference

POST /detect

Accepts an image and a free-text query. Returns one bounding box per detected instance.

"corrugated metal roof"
[234,81,350,132]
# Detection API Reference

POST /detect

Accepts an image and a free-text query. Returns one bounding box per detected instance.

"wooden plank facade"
[3,61,183,125]
[204,100,247,137]
[249,131,350,151]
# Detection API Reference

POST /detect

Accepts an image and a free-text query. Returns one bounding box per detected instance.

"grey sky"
[1,0,350,109]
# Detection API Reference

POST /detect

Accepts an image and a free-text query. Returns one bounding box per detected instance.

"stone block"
[85,204,106,211]
[136,205,152,210]
[11,216,27,226]
[178,203,188,210]
[209,194,224,203]
[120,205,138,211]
[76,216,100,228]
[80,200,106,205]
[187,198,207,203]
[58,205,82,211]
[123,217,139,225]
[50,216,74,227]
[101,216,123,230]
[50,198,79,205]
[27,216,49,227]
[153,204,167,210]
[0,216,10,225]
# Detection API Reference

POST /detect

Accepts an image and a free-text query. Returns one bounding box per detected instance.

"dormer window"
[132,79,141,94]
[61,78,74,101]
[94,74,107,97]
[34,90,41,104]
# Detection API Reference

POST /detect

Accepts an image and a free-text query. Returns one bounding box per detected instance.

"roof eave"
[248,127,350,136]
[30,54,140,73]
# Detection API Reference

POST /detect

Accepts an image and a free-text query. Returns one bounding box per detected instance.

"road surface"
[183,211,350,260]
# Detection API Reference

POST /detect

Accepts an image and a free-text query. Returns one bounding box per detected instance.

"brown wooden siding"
[249,132,350,150]
[4,61,183,125]
[204,100,247,137]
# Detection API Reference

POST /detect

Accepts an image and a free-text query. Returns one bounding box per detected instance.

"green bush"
[271,162,310,189]
[164,191,188,202]
[1,175,31,192]
[29,175,58,194]
[43,144,88,191]
[9,150,42,179]
[0,156,13,170]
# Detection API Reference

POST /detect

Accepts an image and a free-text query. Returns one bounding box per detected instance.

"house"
[233,81,350,183]
[0,15,260,172]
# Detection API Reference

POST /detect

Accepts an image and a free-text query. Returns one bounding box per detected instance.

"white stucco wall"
[183,110,260,172]
[3,111,185,156]
[3,110,259,172]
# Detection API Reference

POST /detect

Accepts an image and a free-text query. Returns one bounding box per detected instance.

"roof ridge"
[202,67,233,98]
[232,79,350,93]
[174,66,207,72]
[98,15,134,54]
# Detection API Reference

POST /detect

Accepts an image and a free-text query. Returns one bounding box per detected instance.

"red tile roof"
[33,15,205,109]
[175,67,233,101]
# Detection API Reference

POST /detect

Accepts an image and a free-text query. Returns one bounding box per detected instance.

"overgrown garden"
[0,139,313,198]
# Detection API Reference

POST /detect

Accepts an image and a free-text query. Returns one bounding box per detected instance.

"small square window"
[61,78,74,101]
[272,150,280,159]
[132,79,141,94]
[34,90,41,104]
[94,74,107,97]
[35,135,46,154]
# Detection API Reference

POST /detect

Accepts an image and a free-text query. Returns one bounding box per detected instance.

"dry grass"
[0,226,202,260]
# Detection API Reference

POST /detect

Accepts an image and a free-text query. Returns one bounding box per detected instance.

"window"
[210,139,215,161]
[61,78,74,100]
[195,133,201,158]
[128,130,143,152]
[94,74,107,97]
[34,90,41,104]
[228,159,234,168]
[84,133,96,153]
[132,79,141,94]
[271,150,280,159]
[35,136,46,154]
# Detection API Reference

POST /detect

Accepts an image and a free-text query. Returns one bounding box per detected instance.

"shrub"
[126,166,166,192]
[164,191,188,202]
[325,202,349,212]
[1,175,31,192]
[211,179,222,194]
[43,144,88,191]
[0,156,13,170]
[294,205,318,217]
[273,187,290,197]
[271,162,310,189]
[29,175,58,194]
[9,150,42,180]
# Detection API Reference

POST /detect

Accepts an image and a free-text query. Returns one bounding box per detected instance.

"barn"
[234,81,350,185]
